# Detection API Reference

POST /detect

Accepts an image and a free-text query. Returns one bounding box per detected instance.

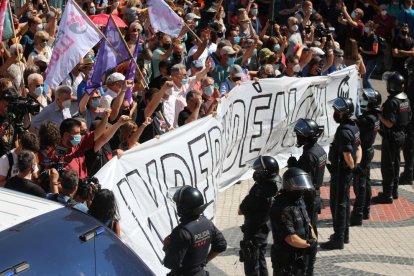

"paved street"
[207,80,414,275]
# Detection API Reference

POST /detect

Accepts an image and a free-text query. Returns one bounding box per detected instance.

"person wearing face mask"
[31,85,73,132]
[152,33,174,78]
[164,61,212,127]
[185,12,201,31]
[283,55,302,77]
[177,90,204,126]
[20,16,43,60]
[27,73,47,110]
[398,0,414,37]
[359,20,378,90]
[356,0,376,22]
[94,0,109,14]
[102,72,125,109]
[321,97,362,250]
[322,48,346,75]
[287,16,303,57]
[1,44,26,89]
[200,77,220,115]
[339,5,365,40]
[27,31,52,66]
[270,168,317,275]
[391,23,414,77]
[373,4,396,74]
[238,12,255,40]
[219,64,245,95]
[247,2,262,34]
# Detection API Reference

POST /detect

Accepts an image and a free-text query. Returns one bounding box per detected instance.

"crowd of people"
[1,0,414,274]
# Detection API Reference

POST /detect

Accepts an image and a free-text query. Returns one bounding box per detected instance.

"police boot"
[372,192,393,204]
[363,208,370,220]
[392,187,399,199]
[320,239,344,250]
[330,233,349,244]
[350,212,363,226]
[399,171,414,185]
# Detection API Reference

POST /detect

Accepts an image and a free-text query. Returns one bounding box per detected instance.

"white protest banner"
[147,0,185,37]
[95,67,358,274]
[45,0,102,88]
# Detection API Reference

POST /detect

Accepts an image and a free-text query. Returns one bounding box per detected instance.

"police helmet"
[252,155,279,176]
[385,71,405,94]
[362,89,382,108]
[282,167,314,192]
[293,118,324,139]
[170,186,211,217]
[332,97,354,117]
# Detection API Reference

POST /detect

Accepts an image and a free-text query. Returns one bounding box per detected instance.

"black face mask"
[286,190,304,202]
[163,43,171,50]
[173,54,182,61]
[39,65,47,72]
[232,76,242,82]
[333,112,341,123]
[296,135,308,147]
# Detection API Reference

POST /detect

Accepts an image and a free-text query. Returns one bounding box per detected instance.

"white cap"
[311,47,325,56]
[106,72,125,85]
[185,13,201,21]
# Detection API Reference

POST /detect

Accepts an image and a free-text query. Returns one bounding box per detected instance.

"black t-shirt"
[178,107,192,127]
[5,176,46,198]
[392,36,414,71]
[135,107,167,143]
[85,143,112,176]
[361,33,378,60]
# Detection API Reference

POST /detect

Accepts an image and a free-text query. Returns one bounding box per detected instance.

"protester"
[89,189,121,236]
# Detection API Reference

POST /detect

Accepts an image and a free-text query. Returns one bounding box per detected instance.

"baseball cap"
[259,48,273,61]
[106,72,126,85]
[185,13,201,21]
[192,60,204,68]
[220,46,236,56]
[80,58,94,66]
[230,64,244,78]
[334,48,344,56]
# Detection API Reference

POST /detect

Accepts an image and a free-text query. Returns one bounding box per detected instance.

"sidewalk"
[207,80,414,275]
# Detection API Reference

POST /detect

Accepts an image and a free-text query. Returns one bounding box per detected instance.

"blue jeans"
[363,59,376,89]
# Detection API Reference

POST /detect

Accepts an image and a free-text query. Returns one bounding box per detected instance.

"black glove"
[287,156,298,167]
[353,164,365,176]
[307,238,317,250]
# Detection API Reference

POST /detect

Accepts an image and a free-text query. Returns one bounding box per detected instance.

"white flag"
[46,0,102,88]
[147,0,184,38]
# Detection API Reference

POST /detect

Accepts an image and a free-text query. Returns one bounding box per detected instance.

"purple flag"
[124,37,140,103]
[86,16,131,94]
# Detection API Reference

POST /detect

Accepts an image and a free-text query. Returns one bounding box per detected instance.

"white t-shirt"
[102,89,118,109]
[0,149,39,178]
[62,72,84,116]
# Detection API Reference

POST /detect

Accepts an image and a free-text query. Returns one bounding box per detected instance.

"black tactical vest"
[329,120,361,165]
[305,143,327,190]
[359,112,379,150]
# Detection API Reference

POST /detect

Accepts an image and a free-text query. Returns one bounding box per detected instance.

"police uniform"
[328,119,360,242]
[401,81,414,183]
[294,142,327,235]
[352,110,380,221]
[164,215,227,276]
[380,94,411,199]
[239,177,279,276]
[270,193,314,276]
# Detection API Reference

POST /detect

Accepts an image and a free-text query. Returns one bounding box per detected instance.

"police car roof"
[0,188,63,232]
[0,188,155,275]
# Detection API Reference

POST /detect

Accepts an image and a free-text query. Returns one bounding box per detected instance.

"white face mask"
[351,11,357,19]
[291,24,299,32]
[364,3,369,8]
[242,23,249,29]
[36,24,43,32]
[293,64,301,73]
[364,27,370,33]
[62,99,71,109]
[381,10,387,16]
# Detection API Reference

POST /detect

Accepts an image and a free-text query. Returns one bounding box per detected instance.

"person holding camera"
[0,131,39,186]
[47,168,88,213]
[5,150,46,198]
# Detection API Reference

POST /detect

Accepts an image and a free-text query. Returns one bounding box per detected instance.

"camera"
[2,88,40,134]
[314,25,335,39]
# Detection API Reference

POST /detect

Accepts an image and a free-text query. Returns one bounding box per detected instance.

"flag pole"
[109,14,148,88]
[8,0,26,92]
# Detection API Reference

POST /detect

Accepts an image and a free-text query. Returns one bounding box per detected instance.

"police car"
[0,188,154,275]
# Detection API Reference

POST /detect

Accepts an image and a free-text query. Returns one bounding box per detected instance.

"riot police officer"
[288,118,327,236]
[400,58,414,185]
[239,155,281,276]
[350,89,381,225]
[270,167,317,276]
[374,72,412,203]
[321,97,362,250]
[163,185,227,275]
